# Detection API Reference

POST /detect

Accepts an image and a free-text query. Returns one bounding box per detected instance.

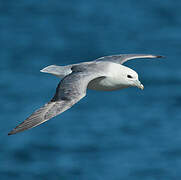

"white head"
[119,65,144,90]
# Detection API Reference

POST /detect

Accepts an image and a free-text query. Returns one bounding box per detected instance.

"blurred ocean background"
[1,0,181,179]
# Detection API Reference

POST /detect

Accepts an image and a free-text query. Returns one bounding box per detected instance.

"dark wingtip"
[8,129,17,135]
[156,55,165,58]
[8,131,14,136]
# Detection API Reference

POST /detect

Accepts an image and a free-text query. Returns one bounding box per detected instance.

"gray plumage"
[8,54,163,135]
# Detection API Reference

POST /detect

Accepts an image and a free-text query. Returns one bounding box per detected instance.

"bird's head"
[120,65,144,90]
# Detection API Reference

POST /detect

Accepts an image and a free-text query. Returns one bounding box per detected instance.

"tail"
[40,65,72,78]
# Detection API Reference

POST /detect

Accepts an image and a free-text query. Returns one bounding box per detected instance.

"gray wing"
[8,71,105,135]
[96,54,163,64]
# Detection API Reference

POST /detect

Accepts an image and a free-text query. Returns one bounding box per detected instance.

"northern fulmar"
[8,54,163,135]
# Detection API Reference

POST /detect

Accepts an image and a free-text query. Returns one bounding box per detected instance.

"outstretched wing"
[97,54,163,65]
[8,101,76,135]
[8,71,105,135]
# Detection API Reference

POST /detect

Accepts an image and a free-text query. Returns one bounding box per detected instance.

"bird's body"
[42,60,140,91]
[87,63,134,91]
[8,54,163,135]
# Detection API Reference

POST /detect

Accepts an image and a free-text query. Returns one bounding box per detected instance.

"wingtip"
[8,131,14,136]
[8,127,22,135]
[155,55,165,58]
[8,128,18,135]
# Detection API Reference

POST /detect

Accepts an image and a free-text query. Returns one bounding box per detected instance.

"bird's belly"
[88,77,128,91]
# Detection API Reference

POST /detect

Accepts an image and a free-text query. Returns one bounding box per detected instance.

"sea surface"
[1,0,181,179]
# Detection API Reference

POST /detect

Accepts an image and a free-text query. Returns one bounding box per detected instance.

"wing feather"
[97,54,163,64]
[8,70,105,135]
[8,100,79,135]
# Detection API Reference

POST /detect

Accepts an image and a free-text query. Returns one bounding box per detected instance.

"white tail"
[40,65,72,78]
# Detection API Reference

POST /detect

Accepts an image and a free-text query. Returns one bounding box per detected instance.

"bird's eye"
[127,75,133,78]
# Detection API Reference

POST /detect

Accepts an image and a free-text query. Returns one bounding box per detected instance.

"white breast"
[88,63,129,91]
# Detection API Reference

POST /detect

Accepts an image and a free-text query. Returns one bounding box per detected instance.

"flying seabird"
[8,54,163,135]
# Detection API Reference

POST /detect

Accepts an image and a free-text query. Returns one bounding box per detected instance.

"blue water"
[1,0,181,179]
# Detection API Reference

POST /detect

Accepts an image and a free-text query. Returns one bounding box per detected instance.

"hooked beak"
[134,80,144,90]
